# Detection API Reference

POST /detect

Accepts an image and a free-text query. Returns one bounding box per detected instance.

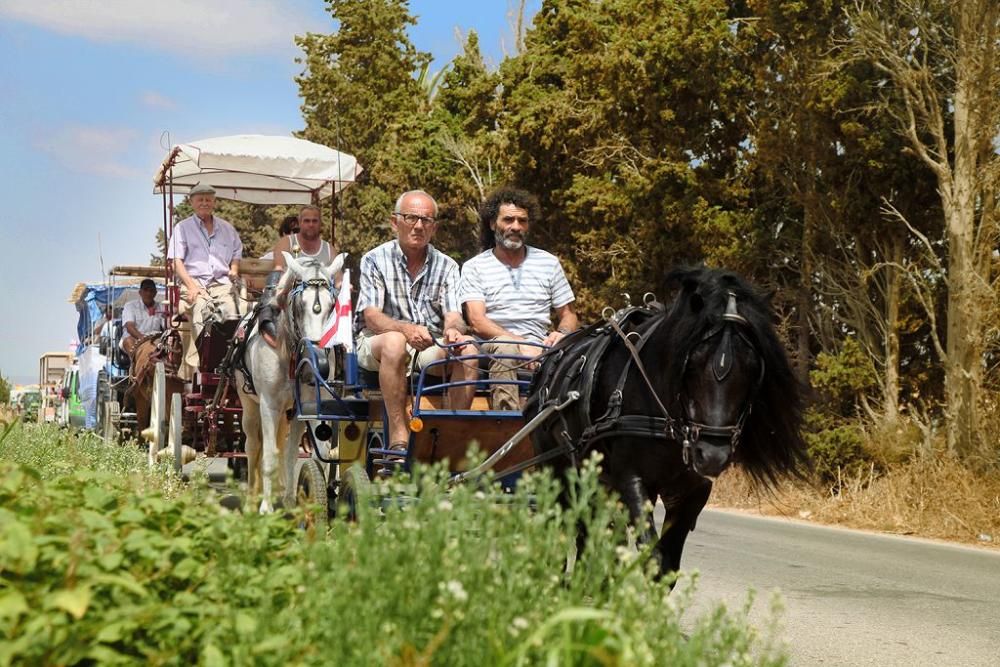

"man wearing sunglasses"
[355,190,478,451]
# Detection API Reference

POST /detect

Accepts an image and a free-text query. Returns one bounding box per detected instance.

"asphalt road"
[675,509,1000,666]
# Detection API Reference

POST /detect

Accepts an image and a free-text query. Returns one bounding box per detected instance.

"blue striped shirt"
[356,240,461,335]
[459,246,574,342]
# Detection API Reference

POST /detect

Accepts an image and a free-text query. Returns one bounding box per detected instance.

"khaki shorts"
[355,330,445,374]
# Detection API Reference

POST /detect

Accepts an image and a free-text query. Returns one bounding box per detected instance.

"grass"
[0,421,787,666]
[710,454,1000,546]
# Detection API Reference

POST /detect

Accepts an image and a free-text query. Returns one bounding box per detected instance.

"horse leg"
[278,413,300,509]
[613,470,660,567]
[258,399,284,514]
[655,477,713,582]
[241,397,262,498]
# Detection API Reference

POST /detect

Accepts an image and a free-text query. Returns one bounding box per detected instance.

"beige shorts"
[355,330,445,374]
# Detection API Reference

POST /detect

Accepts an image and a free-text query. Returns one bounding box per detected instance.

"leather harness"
[527,291,761,469]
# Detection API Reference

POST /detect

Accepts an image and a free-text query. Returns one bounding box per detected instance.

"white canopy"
[153,135,362,205]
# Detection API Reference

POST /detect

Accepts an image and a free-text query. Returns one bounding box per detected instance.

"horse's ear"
[324,253,347,280]
[283,251,305,279]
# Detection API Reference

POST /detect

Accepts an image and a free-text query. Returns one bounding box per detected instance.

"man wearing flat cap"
[167,182,244,379]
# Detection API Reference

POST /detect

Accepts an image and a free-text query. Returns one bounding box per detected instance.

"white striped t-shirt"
[459,246,574,342]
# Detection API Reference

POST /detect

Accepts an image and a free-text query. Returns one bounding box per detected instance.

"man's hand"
[185,286,203,305]
[542,330,566,347]
[228,268,240,281]
[404,323,435,351]
[443,327,464,345]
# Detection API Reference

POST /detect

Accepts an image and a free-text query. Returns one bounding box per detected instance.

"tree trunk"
[883,233,902,424]
[943,9,982,457]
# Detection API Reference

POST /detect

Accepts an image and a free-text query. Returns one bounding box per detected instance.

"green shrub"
[1,426,786,666]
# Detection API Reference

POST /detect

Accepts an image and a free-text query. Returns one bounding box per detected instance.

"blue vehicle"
[292,338,575,523]
[72,269,167,439]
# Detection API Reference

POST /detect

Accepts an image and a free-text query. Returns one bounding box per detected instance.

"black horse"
[524,267,809,578]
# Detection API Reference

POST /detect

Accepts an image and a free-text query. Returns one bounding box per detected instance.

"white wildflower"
[437,499,453,511]
[444,579,468,603]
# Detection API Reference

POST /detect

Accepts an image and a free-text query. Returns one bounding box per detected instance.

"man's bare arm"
[464,300,521,340]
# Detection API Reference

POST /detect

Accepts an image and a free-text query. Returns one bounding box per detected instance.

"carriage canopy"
[69,281,166,354]
[152,135,362,205]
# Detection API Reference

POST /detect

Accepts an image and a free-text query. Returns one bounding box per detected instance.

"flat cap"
[189,182,216,196]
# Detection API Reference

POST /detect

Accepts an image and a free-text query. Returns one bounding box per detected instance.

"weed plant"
[0,424,786,666]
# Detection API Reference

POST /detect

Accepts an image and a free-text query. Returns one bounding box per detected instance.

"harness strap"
[606,315,672,425]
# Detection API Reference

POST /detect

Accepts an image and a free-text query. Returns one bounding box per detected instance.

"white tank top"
[289,234,332,264]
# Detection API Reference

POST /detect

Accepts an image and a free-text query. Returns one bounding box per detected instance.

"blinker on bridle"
[675,290,762,466]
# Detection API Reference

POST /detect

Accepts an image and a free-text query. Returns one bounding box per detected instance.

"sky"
[0,0,540,386]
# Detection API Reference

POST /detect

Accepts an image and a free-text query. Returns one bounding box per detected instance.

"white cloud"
[140,91,178,111]
[34,125,141,178]
[0,0,323,58]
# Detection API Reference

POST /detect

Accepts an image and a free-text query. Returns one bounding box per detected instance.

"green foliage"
[806,338,880,482]
[0,372,10,406]
[497,0,757,315]
[0,426,787,666]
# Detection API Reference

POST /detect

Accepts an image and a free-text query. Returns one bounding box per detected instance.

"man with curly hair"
[460,187,578,410]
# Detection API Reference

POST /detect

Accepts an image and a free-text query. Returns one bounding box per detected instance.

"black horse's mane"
[654,266,810,488]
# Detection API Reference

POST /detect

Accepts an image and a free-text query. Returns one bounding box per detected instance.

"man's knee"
[375,332,409,366]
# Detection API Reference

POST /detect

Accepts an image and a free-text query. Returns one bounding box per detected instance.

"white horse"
[236,250,345,513]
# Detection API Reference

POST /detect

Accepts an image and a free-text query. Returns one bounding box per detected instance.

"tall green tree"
[497,0,757,316]
[296,0,431,258]
[0,372,11,405]
[745,0,941,417]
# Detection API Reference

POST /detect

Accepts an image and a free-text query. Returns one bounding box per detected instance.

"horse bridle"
[287,275,335,341]
[611,291,763,468]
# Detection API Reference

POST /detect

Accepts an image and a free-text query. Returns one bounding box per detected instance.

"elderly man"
[120,279,165,356]
[167,182,244,379]
[259,205,337,340]
[356,190,478,451]
[460,186,578,410]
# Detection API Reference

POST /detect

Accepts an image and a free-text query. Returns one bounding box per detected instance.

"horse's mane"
[659,266,810,488]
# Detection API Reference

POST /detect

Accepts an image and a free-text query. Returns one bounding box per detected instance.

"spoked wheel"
[168,392,184,474]
[103,400,120,443]
[337,465,371,522]
[148,361,167,467]
[296,459,329,531]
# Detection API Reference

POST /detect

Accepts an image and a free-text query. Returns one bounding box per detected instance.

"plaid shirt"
[356,240,461,335]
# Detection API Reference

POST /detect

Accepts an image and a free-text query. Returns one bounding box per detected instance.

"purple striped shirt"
[167,215,243,287]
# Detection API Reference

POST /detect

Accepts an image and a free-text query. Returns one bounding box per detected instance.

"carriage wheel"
[103,401,120,443]
[148,361,167,466]
[296,459,329,531]
[337,465,371,522]
[96,371,108,434]
[168,392,184,474]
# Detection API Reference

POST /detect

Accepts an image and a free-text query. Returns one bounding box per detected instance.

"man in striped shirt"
[356,190,479,449]
[460,187,578,410]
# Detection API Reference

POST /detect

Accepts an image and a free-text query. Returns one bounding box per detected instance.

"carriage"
[290,336,576,521]
[73,267,170,440]
[145,135,362,480]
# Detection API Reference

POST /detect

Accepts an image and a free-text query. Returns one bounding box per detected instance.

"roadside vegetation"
[0,423,786,666]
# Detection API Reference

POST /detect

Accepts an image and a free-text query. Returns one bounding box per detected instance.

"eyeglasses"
[394,212,436,227]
